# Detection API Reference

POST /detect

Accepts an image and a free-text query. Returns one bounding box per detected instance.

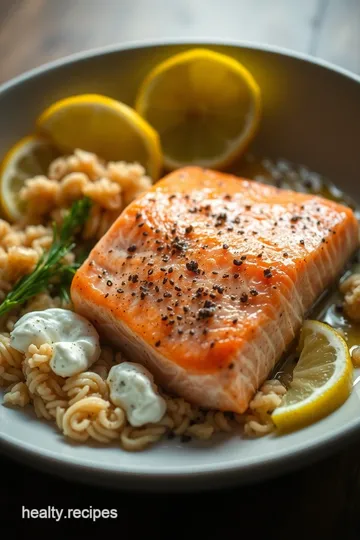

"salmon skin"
[71,167,359,413]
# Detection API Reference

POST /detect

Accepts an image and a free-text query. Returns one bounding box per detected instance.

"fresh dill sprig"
[56,262,81,304]
[0,197,92,317]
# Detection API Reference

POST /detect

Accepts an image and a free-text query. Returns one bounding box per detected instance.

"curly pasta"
[0,222,53,312]
[162,397,237,441]
[22,344,67,420]
[0,334,24,387]
[0,279,11,303]
[83,177,122,210]
[82,205,119,241]
[243,379,287,436]
[59,396,125,443]
[4,382,30,407]
[26,343,53,369]
[340,273,360,321]
[107,161,151,205]
[0,331,286,446]
[92,345,115,379]
[120,425,167,451]
[23,292,69,314]
[1,246,39,283]
[56,172,89,206]
[165,396,196,435]
[63,371,109,405]
[20,176,60,219]
[49,149,106,181]
[20,149,152,241]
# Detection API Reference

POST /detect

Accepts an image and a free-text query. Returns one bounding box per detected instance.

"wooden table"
[0,0,359,82]
[1,1,360,537]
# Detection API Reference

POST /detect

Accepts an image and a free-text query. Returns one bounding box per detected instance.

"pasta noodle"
[242,379,287,436]
[120,425,167,452]
[23,344,67,420]
[83,177,122,211]
[82,205,120,241]
[92,345,115,379]
[49,149,106,181]
[20,149,152,241]
[3,382,30,407]
[0,333,24,387]
[20,176,60,219]
[63,371,109,405]
[59,396,125,443]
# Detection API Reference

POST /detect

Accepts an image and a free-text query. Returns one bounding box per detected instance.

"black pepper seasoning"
[186,260,199,272]
[264,269,273,278]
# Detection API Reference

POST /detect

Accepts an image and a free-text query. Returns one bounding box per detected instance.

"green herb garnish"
[0,197,92,317]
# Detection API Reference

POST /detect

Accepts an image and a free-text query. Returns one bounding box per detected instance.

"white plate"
[1,40,360,492]
[2,375,360,492]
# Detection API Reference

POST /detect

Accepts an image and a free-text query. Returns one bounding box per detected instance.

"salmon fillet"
[71,167,359,413]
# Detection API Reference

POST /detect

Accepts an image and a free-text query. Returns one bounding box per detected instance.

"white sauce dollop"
[10,308,101,377]
[107,362,166,427]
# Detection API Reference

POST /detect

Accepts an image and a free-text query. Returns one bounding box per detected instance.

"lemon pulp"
[272,320,353,433]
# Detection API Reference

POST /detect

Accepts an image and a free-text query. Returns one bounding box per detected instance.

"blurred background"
[0,0,359,84]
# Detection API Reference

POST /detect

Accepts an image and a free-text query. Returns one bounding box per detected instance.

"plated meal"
[1,48,360,454]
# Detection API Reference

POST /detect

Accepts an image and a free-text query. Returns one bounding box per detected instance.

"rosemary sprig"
[0,197,92,317]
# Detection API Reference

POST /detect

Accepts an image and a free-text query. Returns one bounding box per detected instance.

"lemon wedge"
[272,320,353,432]
[37,94,162,179]
[0,135,59,221]
[135,48,261,170]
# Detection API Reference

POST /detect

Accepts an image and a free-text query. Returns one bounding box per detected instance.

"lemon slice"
[37,94,162,179]
[0,135,59,221]
[272,320,353,432]
[135,48,261,170]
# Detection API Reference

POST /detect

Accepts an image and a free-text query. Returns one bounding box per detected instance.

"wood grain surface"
[0,0,359,84]
[1,1,360,537]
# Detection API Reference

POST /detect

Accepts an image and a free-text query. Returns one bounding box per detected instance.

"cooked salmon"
[71,167,359,413]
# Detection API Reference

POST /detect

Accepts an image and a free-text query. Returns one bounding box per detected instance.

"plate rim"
[1,37,360,98]
[2,396,360,480]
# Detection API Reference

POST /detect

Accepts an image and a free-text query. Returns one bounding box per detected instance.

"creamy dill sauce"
[107,362,167,426]
[234,154,360,384]
[10,308,101,377]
